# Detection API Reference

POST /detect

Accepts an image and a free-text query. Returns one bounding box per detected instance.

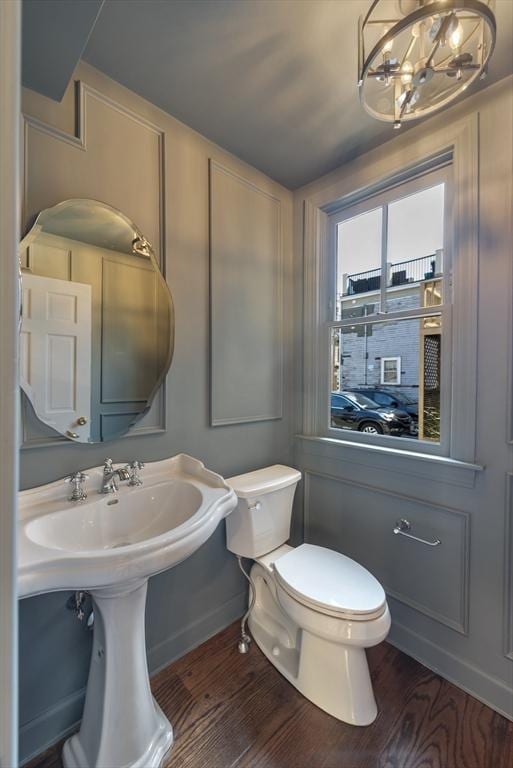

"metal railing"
[390,255,438,287]
[342,252,442,297]
[344,267,381,296]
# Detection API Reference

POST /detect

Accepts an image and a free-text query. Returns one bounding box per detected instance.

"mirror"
[19,199,174,443]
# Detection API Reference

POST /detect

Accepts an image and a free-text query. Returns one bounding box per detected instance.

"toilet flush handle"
[249,501,262,513]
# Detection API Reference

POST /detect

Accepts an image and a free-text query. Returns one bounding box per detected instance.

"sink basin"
[25,480,204,552]
[18,453,236,596]
[18,454,237,768]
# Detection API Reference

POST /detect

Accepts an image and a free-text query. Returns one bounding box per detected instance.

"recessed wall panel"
[21,80,167,446]
[304,470,469,633]
[101,259,158,403]
[26,242,71,280]
[210,160,282,425]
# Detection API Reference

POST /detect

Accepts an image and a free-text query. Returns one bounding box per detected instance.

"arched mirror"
[19,199,174,443]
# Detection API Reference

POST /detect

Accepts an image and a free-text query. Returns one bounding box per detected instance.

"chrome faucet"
[100,459,130,494]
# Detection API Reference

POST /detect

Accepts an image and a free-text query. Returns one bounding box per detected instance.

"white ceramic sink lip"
[23,479,208,556]
[18,454,237,598]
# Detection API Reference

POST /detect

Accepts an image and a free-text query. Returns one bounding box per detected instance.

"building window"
[381,357,401,385]
[328,167,448,447]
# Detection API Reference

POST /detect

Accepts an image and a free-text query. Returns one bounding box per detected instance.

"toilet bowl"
[226,465,391,726]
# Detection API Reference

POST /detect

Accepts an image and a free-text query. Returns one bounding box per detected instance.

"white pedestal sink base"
[62,581,173,768]
[62,708,172,768]
[18,455,238,766]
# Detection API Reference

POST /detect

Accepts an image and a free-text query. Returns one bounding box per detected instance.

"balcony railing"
[341,251,442,297]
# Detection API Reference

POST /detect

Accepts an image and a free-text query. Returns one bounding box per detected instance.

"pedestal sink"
[18,454,237,768]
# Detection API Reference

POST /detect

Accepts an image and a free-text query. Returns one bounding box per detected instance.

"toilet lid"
[274,544,386,618]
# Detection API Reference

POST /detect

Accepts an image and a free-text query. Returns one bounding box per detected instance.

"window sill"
[295,435,484,488]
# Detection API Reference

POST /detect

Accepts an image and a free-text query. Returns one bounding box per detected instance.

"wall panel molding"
[21,79,168,447]
[209,159,283,425]
[303,468,470,634]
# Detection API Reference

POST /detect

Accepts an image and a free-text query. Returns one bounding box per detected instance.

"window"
[302,117,479,467]
[381,357,401,386]
[328,167,449,449]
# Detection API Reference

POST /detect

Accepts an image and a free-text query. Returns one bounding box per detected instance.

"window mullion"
[328,303,447,330]
[380,203,388,313]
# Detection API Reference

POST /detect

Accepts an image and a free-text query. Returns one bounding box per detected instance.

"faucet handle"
[126,460,145,486]
[103,458,114,473]
[64,471,89,501]
[128,460,145,470]
[65,471,89,485]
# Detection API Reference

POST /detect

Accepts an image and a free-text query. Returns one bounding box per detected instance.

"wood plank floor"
[26,621,513,768]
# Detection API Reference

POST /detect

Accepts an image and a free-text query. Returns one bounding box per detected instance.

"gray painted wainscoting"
[18,62,294,763]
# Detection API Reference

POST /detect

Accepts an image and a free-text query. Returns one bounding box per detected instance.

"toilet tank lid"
[227,465,301,498]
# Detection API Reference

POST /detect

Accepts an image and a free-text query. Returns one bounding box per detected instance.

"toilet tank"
[226,465,301,558]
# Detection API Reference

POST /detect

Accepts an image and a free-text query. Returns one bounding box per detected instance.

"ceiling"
[22,0,104,101]
[23,0,513,189]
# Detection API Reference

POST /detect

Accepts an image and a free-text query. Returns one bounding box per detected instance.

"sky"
[337,183,445,284]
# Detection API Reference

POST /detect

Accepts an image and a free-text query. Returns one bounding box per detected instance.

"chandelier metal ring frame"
[358,0,496,127]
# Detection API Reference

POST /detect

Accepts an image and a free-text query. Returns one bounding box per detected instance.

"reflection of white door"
[20,274,92,442]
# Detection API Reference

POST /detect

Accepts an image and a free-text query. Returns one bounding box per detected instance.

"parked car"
[350,388,419,434]
[330,391,413,436]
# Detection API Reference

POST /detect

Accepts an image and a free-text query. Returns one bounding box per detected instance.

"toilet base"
[248,563,386,726]
[249,615,378,725]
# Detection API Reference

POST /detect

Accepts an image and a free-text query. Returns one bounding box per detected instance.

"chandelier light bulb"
[449,21,464,50]
[401,60,414,85]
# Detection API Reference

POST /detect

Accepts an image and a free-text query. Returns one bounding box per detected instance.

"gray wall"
[19,62,294,762]
[18,47,513,768]
[294,77,513,719]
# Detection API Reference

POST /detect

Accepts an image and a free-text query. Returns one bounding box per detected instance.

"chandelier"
[358,0,496,128]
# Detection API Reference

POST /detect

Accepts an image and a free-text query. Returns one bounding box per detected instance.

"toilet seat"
[273,544,386,621]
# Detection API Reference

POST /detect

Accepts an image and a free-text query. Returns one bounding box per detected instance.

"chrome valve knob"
[126,460,145,486]
[64,471,89,502]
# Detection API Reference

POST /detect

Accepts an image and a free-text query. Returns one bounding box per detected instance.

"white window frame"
[301,113,479,465]
[328,166,450,454]
[328,166,451,454]
[381,357,401,386]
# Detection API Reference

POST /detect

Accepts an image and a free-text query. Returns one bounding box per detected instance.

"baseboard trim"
[388,620,513,721]
[19,688,84,767]
[19,591,247,765]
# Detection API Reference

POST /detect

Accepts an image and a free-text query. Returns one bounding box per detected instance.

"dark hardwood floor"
[26,621,513,768]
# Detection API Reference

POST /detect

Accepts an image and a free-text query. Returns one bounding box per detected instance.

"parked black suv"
[350,388,419,434]
[330,391,413,436]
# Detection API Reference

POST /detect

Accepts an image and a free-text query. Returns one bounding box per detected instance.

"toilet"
[226,464,391,726]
